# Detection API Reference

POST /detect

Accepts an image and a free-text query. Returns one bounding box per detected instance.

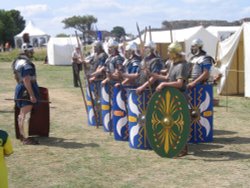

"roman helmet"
[190,38,203,55]
[21,43,34,58]
[125,42,138,59]
[107,39,119,55]
[168,41,184,60]
[144,41,156,56]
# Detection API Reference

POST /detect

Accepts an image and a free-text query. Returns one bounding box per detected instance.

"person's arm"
[110,69,122,80]
[156,79,184,92]
[101,77,110,86]
[121,78,130,85]
[23,75,37,103]
[136,76,156,94]
[187,69,209,88]
[150,72,169,81]
[90,66,105,77]
[123,72,140,80]
[160,69,168,75]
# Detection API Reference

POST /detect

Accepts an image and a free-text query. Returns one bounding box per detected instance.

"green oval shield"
[146,87,190,158]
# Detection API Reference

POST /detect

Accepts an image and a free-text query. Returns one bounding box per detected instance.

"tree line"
[62,15,126,42]
[0,10,126,49]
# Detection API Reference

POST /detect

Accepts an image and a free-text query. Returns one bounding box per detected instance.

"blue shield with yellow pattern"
[112,86,129,141]
[101,83,112,132]
[86,81,102,126]
[127,88,152,150]
[187,84,213,143]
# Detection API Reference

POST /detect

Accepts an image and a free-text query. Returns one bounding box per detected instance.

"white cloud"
[56,0,122,15]
[15,4,48,17]
[242,6,250,15]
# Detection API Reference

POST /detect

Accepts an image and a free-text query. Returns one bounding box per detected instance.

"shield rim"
[146,87,190,158]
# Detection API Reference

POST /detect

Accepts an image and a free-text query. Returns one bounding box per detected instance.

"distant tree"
[7,10,25,35]
[111,26,126,40]
[56,33,70,37]
[62,15,97,43]
[0,9,25,47]
[0,10,15,47]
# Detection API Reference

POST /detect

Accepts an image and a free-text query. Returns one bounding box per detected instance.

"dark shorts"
[15,82,40,108]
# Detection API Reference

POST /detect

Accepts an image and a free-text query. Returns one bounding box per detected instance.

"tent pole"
[226,67,228,112]
[237,46,240,94]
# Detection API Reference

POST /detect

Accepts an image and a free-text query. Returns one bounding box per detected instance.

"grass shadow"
[188,135,250,161]
[213,129,237,136]
[0,110,14,113]
[213,136,250,145]
[37,136,100,149]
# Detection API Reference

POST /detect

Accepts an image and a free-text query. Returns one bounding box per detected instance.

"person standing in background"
[71,46,83,87]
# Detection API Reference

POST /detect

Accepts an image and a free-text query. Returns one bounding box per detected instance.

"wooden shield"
[146,87,190,158]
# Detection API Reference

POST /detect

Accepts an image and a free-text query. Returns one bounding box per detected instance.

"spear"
[149,25,152,41]
[147,25,154,96]
[136,22,144,56]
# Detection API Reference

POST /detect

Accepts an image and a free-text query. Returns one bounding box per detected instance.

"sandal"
[177,145,188,157]
[22,138,39,145]
[19,135,25,142]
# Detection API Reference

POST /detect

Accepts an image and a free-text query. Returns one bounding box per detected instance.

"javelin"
[5,98,51,103]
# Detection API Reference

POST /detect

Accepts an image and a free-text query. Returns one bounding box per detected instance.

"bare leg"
[18,105,33,141]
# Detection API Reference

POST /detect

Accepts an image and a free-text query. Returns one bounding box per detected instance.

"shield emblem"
[146,87,190,158]
[187,84,213,143]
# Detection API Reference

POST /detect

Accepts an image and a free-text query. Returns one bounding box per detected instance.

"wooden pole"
[136,22,144,56]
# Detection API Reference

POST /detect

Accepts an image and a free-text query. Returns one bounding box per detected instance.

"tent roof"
[206,26,241,38]
[47,37,78,46]
[131,26,204,44]
[128,25,218,58]
[15,20,48,38]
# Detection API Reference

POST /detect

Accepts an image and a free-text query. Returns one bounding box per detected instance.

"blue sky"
[1,0,250,36]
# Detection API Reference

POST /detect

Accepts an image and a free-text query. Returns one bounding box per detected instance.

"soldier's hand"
[156,83,164,92]
[101,79,108,86]
[114,83,121,88]
[30,95,37,103]
[89,76,95,83]
[136,86,144,95]
[187,82,196,89]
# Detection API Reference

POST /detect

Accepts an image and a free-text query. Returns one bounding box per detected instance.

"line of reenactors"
[79,38,216,157]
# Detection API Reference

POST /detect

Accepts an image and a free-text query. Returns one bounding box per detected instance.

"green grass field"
[0,60,250,188]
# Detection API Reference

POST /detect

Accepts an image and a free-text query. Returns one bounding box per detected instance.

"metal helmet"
[191,38,203,55]
[125,42,138,52]
[107,39,119,48]
[168,41,183,54]
[92,40,103,48]
[191,38,203,48]
[21,43,34,53]
[144,41,156,49]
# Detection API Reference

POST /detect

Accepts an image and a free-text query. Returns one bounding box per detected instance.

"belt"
[18,80,37,84]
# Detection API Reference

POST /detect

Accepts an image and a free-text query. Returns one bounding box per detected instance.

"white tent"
[129,26,218,60]
[206,26,240,41]
[216,22,250,97]
[14,21,50,48]
[47,37,80,66]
